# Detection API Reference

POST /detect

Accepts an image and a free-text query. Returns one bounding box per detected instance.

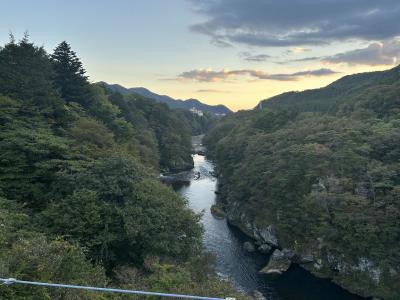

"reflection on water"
[169,155,365,300]
[172,155,275,297]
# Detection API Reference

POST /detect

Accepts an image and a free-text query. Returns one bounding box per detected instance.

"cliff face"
[205,66,400,300]
[224,194,385,298]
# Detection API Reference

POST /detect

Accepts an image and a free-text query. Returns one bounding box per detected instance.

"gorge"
[166,138,367,300]
[1,36,399,300]
[204,66,400,299]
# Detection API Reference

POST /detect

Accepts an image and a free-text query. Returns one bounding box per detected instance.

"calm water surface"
[170,154,365,300]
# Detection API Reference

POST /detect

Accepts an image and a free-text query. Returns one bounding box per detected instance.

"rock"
[253,290,267,300]
[297,254,314,264]
[224,202,279,251]
[243,241,256,252]
[258,244,273,254]
[259,249,292,278]
[253,225,279,247]
[210,205,225,219]
[281,248,295,259]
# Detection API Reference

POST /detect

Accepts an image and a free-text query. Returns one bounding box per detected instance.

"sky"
[1,0,400,111]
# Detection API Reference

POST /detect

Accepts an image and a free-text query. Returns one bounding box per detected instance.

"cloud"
[178,68,338,82]
[275,39,400,65]
[240,51,271,62]
[286,48,311,54]
[211,39,233,48]
[196,89,230,93]
[275,56,323,64]
[188,0,400,47]
[323,39,400,65]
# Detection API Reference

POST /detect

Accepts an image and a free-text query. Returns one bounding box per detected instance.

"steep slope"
[0,39,249,300]
[258,65,400,115]
[205,65,400,299]
[98,82,232,115]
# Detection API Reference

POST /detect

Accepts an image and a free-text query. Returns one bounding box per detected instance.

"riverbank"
[164,150,366,300]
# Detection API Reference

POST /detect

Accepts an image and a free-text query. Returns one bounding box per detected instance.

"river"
[165,151,365,300]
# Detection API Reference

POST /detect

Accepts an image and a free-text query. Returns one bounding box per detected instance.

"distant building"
[189,107,204,116]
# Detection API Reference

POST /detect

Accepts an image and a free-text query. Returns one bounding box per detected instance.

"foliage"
[0,198,108,300]
[205,65,400,299]
[51,41,89,103]
[41,157,202,268]
[176,109,219,135]
[0,37,245,299]
[113,255,253,300]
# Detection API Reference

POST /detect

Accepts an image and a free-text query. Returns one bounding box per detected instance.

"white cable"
[0,278,235,300]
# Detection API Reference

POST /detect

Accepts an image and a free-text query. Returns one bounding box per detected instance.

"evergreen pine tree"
[51,41,89,103]
[0,34,57,102]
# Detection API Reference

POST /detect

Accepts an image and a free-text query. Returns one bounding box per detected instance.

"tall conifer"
[51,41,88,102]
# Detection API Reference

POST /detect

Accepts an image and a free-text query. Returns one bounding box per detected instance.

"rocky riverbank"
[209,173,384,298]
[202,65,400,300]
[218,192,383,299]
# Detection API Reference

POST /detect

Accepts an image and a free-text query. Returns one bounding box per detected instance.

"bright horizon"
[1,0,399,111]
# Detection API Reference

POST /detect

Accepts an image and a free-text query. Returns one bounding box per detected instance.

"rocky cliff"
[205,66,400,299]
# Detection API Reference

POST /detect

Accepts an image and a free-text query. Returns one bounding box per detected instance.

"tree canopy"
[205,65,400,300]
[0,37,248,300]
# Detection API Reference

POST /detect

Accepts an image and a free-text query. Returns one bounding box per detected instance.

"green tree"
[51,41,89,103]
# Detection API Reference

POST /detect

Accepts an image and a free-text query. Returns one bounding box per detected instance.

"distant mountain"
[97,82,232,115]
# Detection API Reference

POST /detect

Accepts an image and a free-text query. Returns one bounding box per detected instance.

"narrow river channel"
[164,146,365,300]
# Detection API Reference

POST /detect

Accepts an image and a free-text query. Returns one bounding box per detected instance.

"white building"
[189,107,204,116]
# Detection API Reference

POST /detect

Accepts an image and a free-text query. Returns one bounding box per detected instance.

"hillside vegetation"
[205,66,400,299]
[0,37,249,300]
[98,82,232,116]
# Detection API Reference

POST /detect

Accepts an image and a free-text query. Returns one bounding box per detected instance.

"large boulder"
[210,205,225,219]
[259,249,292,278]
[243,241,256,253]
[258,243,273,254]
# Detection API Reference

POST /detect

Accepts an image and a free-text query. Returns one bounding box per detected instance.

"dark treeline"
[204,66,400,299]
[98,82,220,137]
[0,36,249,299]
[176,109,219,136]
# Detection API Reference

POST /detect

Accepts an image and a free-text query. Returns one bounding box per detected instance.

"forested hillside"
[205,66,400,299]
[0,37,249,299]
[97,82,219,137]
[98,82,232,116]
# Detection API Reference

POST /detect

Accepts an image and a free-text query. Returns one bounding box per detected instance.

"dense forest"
[0,36,249,299]
[205,66,400,299]
[97,82,232,116]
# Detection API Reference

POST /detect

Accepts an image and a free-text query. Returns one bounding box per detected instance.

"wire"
[0,278,235,300]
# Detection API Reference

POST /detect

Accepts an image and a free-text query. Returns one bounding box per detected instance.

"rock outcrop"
[225,200,279,248]
[257,243,273,254]
[220,185,392,298]
[210,205,226,219]
[259,249,292,278]
[243,241,256,253]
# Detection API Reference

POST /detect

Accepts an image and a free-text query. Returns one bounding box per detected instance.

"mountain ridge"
[97,82,232,115]
[204,65,400,299]
[257,65,400,112]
